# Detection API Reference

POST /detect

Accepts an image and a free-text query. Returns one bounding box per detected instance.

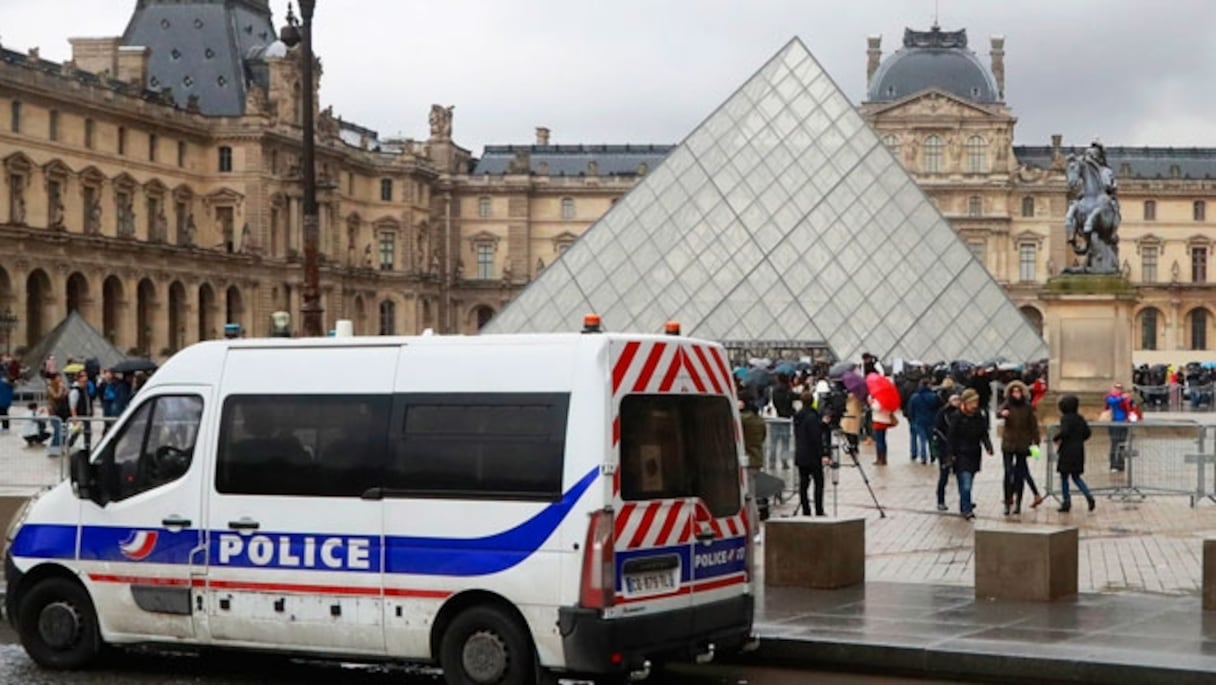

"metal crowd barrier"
[0,414,122,489]
[1044,419,1213,506]
[1135,384,1214,412]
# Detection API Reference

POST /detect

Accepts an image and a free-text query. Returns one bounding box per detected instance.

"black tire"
[440,605,535,685]
[16,577,103,670]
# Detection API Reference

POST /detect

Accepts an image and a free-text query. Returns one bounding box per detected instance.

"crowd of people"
[735,354,1101,521]
[0,352,149,454]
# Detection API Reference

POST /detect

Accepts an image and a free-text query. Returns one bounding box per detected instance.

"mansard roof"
[1015,145,1216,180]
[472,144,674,176]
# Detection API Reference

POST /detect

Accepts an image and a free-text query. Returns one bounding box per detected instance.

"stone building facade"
[2,5,1213,365]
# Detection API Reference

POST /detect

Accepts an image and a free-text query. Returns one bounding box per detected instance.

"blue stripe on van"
[10,467,600,578]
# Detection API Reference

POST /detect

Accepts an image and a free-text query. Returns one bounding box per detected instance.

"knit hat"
[960,388,980,405]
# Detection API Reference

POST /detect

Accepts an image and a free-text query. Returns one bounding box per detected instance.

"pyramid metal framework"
[485,38,1048,363]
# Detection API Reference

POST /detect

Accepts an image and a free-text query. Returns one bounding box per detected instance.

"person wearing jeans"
[947,388,992,520]
[998,380,1042,515]
[1055,394,1097,513]
[933,393,961,511]
[1104,383,1130,471]
[908,379,940,465]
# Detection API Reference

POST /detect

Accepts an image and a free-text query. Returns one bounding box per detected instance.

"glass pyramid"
[485,38,1049,364]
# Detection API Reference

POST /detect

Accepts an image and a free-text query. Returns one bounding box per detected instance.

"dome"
[867,26,1000,103]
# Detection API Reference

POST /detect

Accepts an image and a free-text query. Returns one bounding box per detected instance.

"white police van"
[5,320,755,684]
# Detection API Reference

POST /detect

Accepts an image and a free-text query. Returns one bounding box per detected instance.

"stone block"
[764,517,864,589]
[1204,540,1216,611]
[975,526,1078,601]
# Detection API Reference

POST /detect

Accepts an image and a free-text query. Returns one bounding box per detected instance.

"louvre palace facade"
[0,2,1211,364]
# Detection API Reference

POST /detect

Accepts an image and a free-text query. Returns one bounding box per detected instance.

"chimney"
[866,35,882,87]
[535,127,550,146]
[116,45,151,86]
[27,47,40,62]
[989,35,1006,99]
[1051,134,1062,154]
[69,37,121,77]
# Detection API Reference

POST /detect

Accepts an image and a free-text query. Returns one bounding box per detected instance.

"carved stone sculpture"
[429,104,454,139]
[86,198,102,235]
[117,198,135,238]
[183,213,197,247]
[49,194,65,230]
[154,210,168,242]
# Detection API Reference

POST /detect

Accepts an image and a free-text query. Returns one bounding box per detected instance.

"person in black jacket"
[933,392,961,511]
[1054,394,1096,513]
[948,388,993,520]
[767,375,797,470]
[793,392,830,516]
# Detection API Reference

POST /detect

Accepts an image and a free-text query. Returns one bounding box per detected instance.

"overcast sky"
[4,0,1216,153]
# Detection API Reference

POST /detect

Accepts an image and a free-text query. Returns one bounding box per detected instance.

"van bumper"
[557,594,754,674]
[4,551,22,626]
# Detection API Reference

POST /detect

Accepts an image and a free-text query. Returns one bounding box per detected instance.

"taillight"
[580,508,615,609]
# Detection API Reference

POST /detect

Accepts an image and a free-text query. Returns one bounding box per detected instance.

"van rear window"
[619,395,741,518]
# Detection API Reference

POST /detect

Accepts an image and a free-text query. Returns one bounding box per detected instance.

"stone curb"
[743,636,1216,685]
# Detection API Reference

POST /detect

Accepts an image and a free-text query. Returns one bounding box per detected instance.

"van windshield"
[619,395,741,518]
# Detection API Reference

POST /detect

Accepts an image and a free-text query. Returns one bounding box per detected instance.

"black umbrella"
[111,358,158,374]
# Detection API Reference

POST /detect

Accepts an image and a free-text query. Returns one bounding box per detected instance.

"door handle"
[227,518,260,532]
[161,516,192,529]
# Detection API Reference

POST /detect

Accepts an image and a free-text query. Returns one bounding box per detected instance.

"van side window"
[619,395,740,518]
[217,395,389,497]
[387,393,569,499]
[107,395,204,502]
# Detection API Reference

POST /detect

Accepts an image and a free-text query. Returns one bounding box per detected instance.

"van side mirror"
[70,450,95,502]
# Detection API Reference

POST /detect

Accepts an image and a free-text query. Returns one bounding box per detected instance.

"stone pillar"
[1039,275,1136,422]
[118,276,139,354]
[183,284,200,345]
[866,35,882,88]
[764,518,865,589]
[975,526,1078,601]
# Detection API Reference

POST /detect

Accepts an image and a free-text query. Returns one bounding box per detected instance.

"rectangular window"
[82,186,96,228]
[118,126,126,155]
[1144,200,1156,221]
[1021,196,1034,218]
[146,197,158,237]
[85,118,95,149]
[1141,245,1158,283]
[1196,200,1207,222]
[217,395,391,497]
[148,133,157,162]
[561,197,575,220]
[378,231,395,270]
[175,201,187,244]
[106,395,204,502]
[10,100,20,132]
[1018,243,1036,282]
[967,241,986,265]
[348,172,354,195]
[476,243,494,279]
[380,178,393,202]
[48,110,59,141]
[1192,246,1208,283]
[478,197,491,218]
[1141,310,1158,351]
[177,141,186,168]
[968,196,982,217]
[620,395,741,517]
[386,393,570,499]
[1193,310,1209,351]
[218,146,233,172]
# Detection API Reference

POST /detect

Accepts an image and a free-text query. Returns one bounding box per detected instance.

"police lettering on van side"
[214,533,376,571]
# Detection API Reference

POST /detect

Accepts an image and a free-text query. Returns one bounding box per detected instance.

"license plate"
[624,569,679,597]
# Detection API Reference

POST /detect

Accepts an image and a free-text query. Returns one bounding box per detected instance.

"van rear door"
[610,339,744,616]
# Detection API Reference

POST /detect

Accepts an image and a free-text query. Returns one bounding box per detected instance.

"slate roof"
[122,0,277,117]
[1014,146,1216,180]
[471,144,674,176]
[0,47,171,105]
[867,26,1000,104]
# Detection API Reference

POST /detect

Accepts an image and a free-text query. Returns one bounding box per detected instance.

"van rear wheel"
[440,605,535,685]
[16,577,103,670]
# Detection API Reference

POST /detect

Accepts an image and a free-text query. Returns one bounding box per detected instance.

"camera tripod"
[828,430,886,518]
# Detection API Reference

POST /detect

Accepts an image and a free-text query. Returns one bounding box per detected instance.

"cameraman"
[793,391,831,516]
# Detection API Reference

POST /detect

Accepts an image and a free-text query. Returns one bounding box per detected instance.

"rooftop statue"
[1063,139,1121,274]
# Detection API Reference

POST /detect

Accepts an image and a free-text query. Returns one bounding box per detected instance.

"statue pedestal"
[1039,275,1135,422]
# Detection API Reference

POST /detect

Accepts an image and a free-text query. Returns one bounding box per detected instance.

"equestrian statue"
[1063,139,1121,274]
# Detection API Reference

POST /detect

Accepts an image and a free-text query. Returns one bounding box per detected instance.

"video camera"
[818,381,849,432]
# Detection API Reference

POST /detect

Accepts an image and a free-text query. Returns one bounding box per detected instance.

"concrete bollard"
[1204,540,1216,611]
[764,517,865,589]
[975,526,1078,601]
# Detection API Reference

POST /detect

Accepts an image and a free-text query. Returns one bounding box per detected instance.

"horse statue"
[1063,145,1121,274]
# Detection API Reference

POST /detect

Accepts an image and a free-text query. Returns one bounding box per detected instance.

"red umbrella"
[865,373,901,412]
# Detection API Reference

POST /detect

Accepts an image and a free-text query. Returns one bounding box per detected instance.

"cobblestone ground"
[763,413,1216,596]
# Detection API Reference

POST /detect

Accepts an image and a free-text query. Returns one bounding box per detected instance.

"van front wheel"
[16,577,103,670]
[440,605,535,685]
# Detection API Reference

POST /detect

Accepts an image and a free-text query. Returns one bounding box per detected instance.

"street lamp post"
[283,1,323,336]
[0,307,17,355]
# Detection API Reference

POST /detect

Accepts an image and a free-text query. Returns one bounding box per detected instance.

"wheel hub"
[38,601,81,650]
[461,629,508,683]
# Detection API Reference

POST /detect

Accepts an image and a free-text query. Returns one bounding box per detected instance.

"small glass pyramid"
[485,38,1048,364]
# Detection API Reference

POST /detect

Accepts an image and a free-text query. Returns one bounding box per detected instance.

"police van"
[5,320,756,684]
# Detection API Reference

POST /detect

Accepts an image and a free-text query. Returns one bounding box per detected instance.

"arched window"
[1138,307,1161,351]
[1021,196,1035,218]
[881,134,899,157]
[1190,308,1209,351]
[379,300,396,336]
[1144,200,1156,221]
[968,195,983,217]
[1195,200,1207,222]
[965,135,986,173]
[922,135,943,173]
